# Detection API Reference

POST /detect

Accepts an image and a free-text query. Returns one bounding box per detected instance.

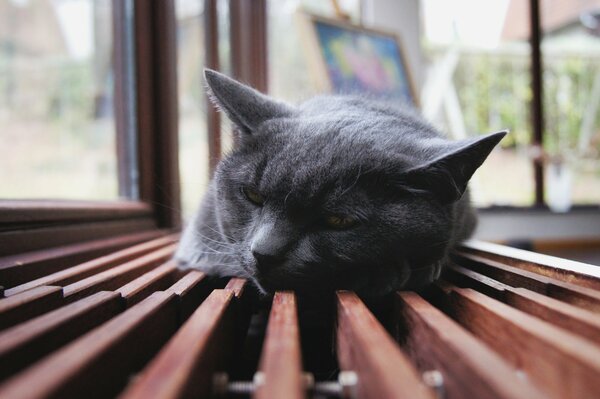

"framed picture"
[299,12,418,106]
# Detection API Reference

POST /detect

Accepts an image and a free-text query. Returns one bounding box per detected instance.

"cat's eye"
[242,187,265,206]
[325,215,358,229]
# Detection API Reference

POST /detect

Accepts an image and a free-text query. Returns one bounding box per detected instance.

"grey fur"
[176,69,506,299]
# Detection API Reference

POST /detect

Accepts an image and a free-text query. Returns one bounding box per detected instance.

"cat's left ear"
[204,69,295,134]
[402,130,508,204]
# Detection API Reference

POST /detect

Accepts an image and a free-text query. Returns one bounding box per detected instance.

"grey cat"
[175,69,506,299]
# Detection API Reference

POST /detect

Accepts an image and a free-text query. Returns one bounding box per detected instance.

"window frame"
[0,0,271,255]
[0,0,182,254]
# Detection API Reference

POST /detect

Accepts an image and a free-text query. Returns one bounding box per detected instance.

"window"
[542,1,600,210]
[0,0,122,200]
[176,0,233,220]
[421,0,535,207]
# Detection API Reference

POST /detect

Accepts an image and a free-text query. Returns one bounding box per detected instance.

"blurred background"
[1,0,599,262]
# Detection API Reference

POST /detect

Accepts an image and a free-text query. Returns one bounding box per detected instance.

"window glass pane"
[421,0,534,207]
[0,0,120,200]
[177,0,208,220]
[542,2,600,209]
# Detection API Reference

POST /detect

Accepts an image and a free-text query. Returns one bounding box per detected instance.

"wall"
[362,0,425,91]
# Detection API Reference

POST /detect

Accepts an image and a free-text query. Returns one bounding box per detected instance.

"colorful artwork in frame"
[302,14,417,106]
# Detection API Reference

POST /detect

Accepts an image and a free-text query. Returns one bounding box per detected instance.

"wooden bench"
[1,233,599,398]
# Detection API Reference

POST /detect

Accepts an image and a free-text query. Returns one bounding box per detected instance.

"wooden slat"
[5,234,178,296]
[444,263,509,300]
[165,271,210,322]
[336,291,435,399]
[62,245,176,301]
[396,291,545,399]
[446,285,600,399]
[255,292,304,399]
[455,252,600,311]
[117,261,178,307]
[119,289,237,399]
[225,277,248,298]
[0,291,179,399]
[0,230,165,289]
[446,264,600,343]
[461,240,600,290]
[0,218,156,256]
[0,286,63,330]
[0,291,122,380]
[505,288,600,344]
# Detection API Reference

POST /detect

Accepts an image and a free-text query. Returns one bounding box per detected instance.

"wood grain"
[0,218,156,257]
[447,286,600,399]
[5,234,178,296]
[444,263,509,300]
[0,230,165,290]
[336,291,435,399]
[165,271,210,323]
[505,288,600,343]
[117,260,177,307]
[396,291,545,399]
[0,286,63,330]
[118,289,236,399]
[62,245,176,301]
[444,265,600,343]
[461,240,600,290]
[0,292,179,399]
[455,252,600,311]
[255,292,304,399]
[0,291,122,380]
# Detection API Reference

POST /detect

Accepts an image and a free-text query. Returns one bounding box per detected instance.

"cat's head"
[190,69,505,299]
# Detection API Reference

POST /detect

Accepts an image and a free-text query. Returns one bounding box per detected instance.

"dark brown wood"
[0,291,122,380]
[62,246,176,301]
[229,0,268,92]
[0,219,156,258]
[0,201,152,225]
[447,286,600,399]
[529,0,545,206]
[255,292,304,399]
[0,292,179,399]
[396,291,545,399]
[460,240,600,290]
[0,286,64,331]
[455,251,600,311]
[119,290,236,399]
[165,271,210,323]
[2,232,173,293]
[117,261,178,307]
[205,0,221,174]
[444,263,509,300]
[336,291,435,399]
[134,0,181,228]
[505,288,600,344]
[444,265,600,343]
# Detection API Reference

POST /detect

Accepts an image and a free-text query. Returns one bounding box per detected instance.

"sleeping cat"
[175,69,506,299]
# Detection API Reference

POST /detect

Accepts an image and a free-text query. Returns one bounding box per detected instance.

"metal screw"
[423,370,445,399]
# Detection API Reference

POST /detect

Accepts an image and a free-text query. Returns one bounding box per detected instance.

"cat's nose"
[252,250,284,273]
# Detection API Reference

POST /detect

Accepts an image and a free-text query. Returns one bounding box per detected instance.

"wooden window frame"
[1,0,182,255]
[0,0,271,255]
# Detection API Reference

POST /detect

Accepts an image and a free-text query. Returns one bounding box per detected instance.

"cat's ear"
[402,131,507,204]
[204,69,295,134]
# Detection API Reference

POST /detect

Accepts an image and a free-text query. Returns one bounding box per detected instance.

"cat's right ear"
[204,69,295,135]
